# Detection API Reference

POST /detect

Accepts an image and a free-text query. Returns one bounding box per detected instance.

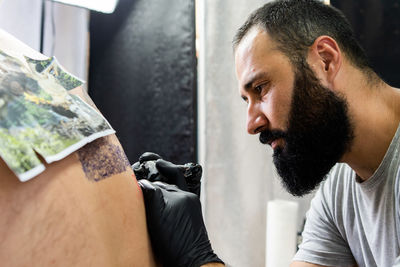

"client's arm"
[0,30,157,267]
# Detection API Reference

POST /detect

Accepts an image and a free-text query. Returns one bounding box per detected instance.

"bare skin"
[0,29,157,266]
[235,26,400,267]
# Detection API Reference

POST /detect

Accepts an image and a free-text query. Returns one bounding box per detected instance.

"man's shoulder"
[324,163,354,188]
[314,163,354,203]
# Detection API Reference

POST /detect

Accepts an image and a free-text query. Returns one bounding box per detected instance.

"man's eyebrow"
[243,72,270,91]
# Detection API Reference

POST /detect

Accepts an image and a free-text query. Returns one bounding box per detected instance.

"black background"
[331,0,400,87]
[89,0,197,164]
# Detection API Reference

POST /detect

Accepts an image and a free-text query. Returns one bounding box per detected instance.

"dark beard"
[260,62,354,196]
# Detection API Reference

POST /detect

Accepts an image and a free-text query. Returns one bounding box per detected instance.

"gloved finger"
[156,159,189,192]
[131,161,140,171]
[190,184,201,198]
[137,179,156,195]
[153,181,180,192]
[182,163,202,197]
[132,160,158,181]
[138,180,166,209]
[139,152,162,163]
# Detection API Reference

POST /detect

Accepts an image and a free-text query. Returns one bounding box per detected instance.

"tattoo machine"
[132,159,202,197]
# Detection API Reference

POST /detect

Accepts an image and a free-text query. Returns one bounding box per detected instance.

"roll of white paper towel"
[266,199,299,267]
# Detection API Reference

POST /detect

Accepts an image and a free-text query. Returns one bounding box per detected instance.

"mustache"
[259,129,287,144]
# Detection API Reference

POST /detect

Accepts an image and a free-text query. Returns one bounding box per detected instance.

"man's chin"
[279,173,324,197]
[273,156,328,197]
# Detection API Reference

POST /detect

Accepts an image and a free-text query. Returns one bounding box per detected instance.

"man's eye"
[254,82,269,95]
[254,84,266,94]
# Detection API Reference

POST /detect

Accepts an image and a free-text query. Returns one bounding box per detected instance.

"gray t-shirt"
[293,124,400,267]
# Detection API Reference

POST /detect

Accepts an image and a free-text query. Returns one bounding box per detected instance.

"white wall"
[0,0,42,50]
[0,0,89,82]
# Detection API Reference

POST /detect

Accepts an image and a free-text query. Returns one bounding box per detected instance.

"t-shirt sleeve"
[395,168,400,267]
[292,176,356,266]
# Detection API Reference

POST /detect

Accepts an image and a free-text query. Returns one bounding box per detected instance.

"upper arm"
[0,144,157,266]
[0,29,158,266]
[293,175,355,266]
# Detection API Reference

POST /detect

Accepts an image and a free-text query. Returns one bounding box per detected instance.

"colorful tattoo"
[77,137,130,181]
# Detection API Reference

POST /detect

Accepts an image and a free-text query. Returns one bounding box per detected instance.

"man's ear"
[307,35,342,85]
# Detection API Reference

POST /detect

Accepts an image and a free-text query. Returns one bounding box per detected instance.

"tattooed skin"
[77,137,131,181]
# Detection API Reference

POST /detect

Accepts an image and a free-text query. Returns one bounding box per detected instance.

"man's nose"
[246,102,268,135]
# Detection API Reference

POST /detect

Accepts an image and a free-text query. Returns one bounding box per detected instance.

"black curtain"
[331,0,400,87]
[89,0,197,164]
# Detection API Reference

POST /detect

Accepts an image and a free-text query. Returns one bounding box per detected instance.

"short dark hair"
[233,0,372,71]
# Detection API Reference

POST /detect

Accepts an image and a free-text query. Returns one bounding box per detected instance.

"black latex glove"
[133,152,202,197]
[138,179,224,267]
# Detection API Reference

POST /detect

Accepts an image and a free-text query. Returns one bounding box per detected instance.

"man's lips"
[271,139,278,150]
[259,130,286,149]
[268,138,282,150]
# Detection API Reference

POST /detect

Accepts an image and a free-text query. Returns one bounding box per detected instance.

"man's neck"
[340,76,400,181]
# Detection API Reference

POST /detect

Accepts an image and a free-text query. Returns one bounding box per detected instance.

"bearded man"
[138,0,400,266]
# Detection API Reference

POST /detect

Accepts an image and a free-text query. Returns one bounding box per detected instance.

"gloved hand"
[132,152,202,197]
[138,179,224,267]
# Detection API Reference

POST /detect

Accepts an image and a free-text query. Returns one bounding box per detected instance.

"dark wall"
[89,0,197,164]
[331,0,400,87]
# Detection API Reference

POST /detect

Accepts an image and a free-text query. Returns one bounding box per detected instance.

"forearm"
[201,263,225,267]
